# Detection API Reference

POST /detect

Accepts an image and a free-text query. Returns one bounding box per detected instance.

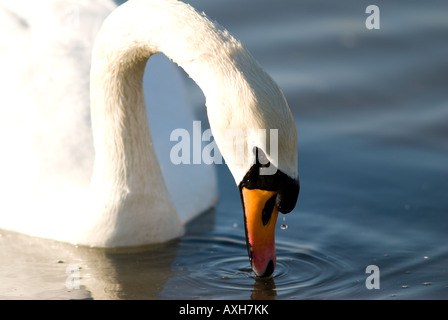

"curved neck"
[84,0,297,246]
[90,42,153,195]
[90,0,249,193]
[89,0,291,195]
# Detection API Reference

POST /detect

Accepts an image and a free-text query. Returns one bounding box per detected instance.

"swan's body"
[0,0,299,277]
[0,0,216,246]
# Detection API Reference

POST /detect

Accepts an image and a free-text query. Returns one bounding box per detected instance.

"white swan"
[0,0,216,241]
[0,0,299,278]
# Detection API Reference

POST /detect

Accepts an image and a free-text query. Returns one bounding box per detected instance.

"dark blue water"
[1,0,447,300]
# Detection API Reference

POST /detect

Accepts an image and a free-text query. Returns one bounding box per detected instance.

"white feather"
[0,0,297,247]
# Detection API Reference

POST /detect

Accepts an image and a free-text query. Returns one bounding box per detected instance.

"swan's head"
[170,19,299,277]
[197,45,300,278]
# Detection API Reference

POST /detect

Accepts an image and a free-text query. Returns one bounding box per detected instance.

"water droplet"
[280,216,287,230]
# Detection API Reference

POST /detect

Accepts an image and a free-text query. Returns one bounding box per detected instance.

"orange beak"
[241,187,279,277]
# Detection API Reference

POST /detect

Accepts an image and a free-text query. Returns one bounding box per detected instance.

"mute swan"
[0,0,299,278]
[0,1,216,241]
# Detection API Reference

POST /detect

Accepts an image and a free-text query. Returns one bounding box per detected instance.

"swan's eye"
[239,147,299,215]
[262,194,277,226]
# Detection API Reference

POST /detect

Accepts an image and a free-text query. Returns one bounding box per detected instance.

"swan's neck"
[90,0,234,191]
[90,0,248,194]
[90,45,153,195]
[89,40,181,246]
[85,0,294,246]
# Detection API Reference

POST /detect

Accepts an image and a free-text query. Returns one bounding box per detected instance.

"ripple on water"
[159,235,356,299]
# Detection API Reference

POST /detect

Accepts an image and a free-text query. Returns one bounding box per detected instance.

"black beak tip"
[256,259,275,278]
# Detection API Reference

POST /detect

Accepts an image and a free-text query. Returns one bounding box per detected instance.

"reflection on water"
[0,229,179,299]
[0,206,212,299]
[0,170,447,300]
[157,229,356,299]
[0,207,355,300]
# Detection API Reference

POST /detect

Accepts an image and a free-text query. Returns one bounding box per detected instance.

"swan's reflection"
[251,277,277,300]
[0,231,176,299]
[86,208,216,299]
[77,241,181,299]
[1,207,281,300]
[0,208,216,299]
